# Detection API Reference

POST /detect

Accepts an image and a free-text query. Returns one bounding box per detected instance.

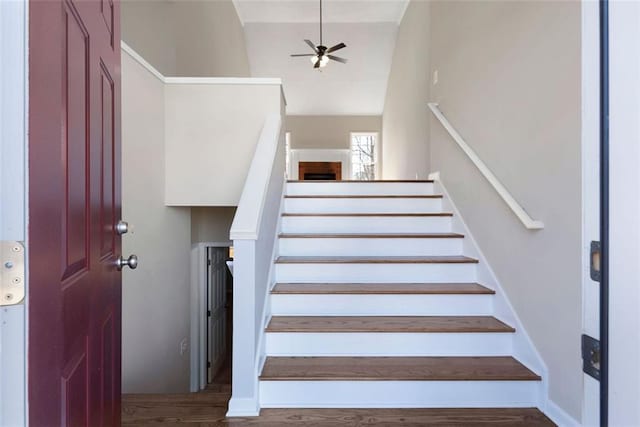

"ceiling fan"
[290,0,348,69]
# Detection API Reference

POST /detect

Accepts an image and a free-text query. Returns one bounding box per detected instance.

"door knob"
[116,254,138,271]
[115,220,129,235]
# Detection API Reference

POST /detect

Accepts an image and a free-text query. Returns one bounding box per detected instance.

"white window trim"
[350,132,380,180]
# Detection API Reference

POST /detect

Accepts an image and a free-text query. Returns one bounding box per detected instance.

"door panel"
[29,0,122,425]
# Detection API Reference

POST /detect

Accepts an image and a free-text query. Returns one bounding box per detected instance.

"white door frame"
[190,241,232,392]
[608,1,640,425]
[580,0,601,424]
[0,1,28,425]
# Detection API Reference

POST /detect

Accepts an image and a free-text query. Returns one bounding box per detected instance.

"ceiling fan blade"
[327,42,346,53]
[304,39,319,53]
[328,55,348,64]
[313,59,321,69]
[291,54,316,57]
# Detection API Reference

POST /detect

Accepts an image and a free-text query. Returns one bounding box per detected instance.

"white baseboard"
[226,397,260,417]
[544,400,581,427]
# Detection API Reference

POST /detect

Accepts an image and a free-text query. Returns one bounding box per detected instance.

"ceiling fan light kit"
[290,0,348,69]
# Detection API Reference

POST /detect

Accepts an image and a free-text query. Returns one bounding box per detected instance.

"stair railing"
[428,103,544,230]
[227,113,286,416]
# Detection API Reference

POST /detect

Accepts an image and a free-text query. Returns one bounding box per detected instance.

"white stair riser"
[284,198,442,214]
[281,216,453,234]
[270,294,493,316]
[275,263,477,283]
[265,332,512,356]
[278,238,463,257]
[286,182,435,196]
[259,380,541,408]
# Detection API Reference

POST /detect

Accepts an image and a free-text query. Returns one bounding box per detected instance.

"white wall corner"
[544,399,581,427]
[226,397,260,417]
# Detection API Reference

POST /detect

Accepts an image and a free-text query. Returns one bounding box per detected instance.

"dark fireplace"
[298,161,342,181]
[304,172,337,180]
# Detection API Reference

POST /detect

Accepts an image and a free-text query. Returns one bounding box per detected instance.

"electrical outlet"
[180,338,188,355]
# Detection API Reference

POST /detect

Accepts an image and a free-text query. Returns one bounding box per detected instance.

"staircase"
[258,180,544,410]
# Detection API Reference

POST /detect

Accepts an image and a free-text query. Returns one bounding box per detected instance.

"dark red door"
[28,0,122,425]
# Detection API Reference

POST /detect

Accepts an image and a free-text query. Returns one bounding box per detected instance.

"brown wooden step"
[285,194,443,199]
[282,212,454,217]
[271,283,495,295]
[259,356,541,381]
[278,233,464,239]
[266,316,514,333]
[275,256,478,264]
[255,408,555,426]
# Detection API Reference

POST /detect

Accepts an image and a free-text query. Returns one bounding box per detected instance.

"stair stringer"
[429,171,548,410]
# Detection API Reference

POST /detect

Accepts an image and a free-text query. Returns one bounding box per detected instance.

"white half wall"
[164,82,284,206]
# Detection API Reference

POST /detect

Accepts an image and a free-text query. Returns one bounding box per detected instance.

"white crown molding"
[164,77,283,86]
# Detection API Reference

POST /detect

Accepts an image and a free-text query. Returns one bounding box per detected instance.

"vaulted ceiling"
[233,0,409,115]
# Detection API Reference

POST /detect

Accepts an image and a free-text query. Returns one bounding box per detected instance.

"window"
[351,132,378,180]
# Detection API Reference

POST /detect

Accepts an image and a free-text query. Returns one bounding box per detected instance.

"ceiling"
[233,0,409,116]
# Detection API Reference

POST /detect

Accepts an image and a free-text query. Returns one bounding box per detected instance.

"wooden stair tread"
[282,212,454,217]
[266,316,514,333]
[278,233,464,239]
[287,180,435,183]
[285,195,443,199]
[272,283,495,295]
[276,256,478,264]
[256,408,555,426]
[260,356,541,381]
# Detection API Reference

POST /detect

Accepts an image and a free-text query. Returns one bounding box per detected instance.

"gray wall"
[120,0,250,393]
[121,0,250,77]
[382,1,431,180]
[428,0,582,419]
[286,115,381,150]
[191,207,236,244]
[121,52,192,393]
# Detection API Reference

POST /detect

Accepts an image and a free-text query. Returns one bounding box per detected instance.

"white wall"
[428,0,582,419]
[164,83,284,206]
[609,1,640,424]
[286,115,381,150]
[121,51,192,393]
[0,1,26,424]
[381,1,431,180]
[121,0,250,77]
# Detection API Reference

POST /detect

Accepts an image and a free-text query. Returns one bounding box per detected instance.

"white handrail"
[428,103,544,230]
[230,114,282,240]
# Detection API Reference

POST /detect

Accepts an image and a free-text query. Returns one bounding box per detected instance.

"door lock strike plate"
[590,241,601,282]
[582,334,601,380]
